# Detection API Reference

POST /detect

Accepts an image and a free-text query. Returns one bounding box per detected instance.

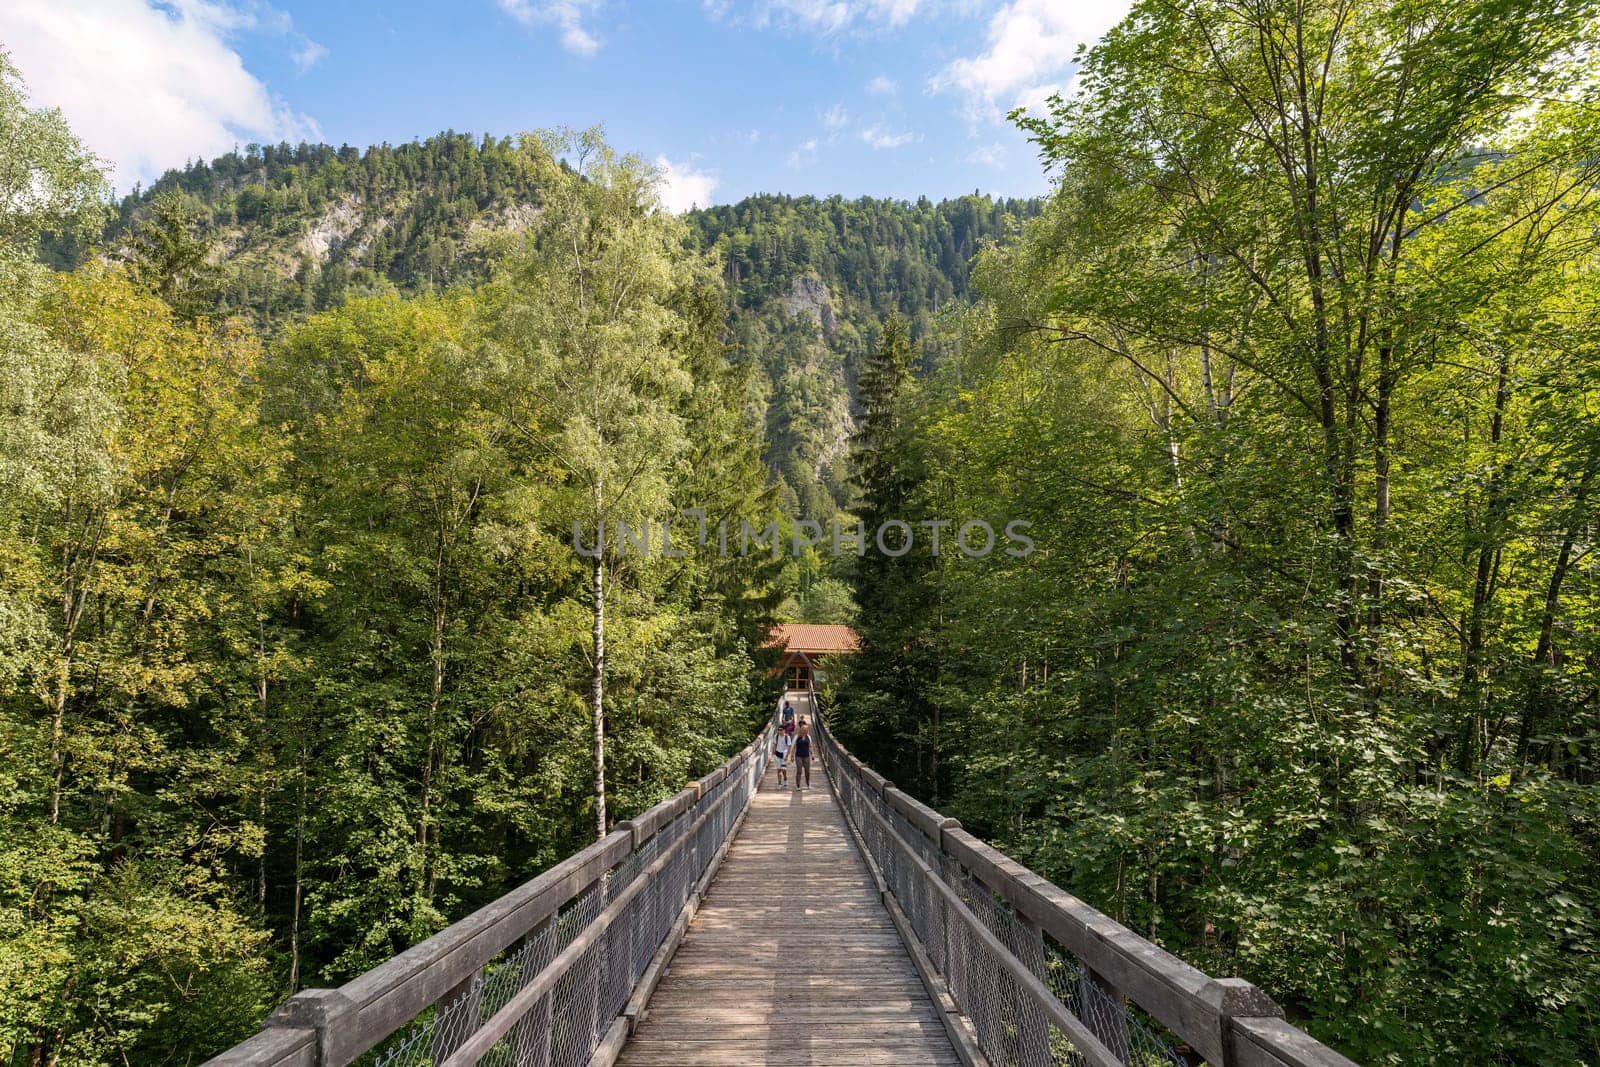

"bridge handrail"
[815,708,1358,1067]
[208,716,776,1067]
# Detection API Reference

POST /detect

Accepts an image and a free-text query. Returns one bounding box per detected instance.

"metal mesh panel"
[821,726,1191,1067]
[369,968,481,1067]
[366,737,769,1067]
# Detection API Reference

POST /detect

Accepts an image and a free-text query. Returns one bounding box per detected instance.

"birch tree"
[488,129,694,838]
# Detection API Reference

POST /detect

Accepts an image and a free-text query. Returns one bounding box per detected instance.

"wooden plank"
[884,787,961,845]
[640,1005,944,1022]
[617,788,696,851]
[618,764,960,1067]
[588,1018,630,1067]
[202,1027,316,1067]
[619,1048,960,1066]
[1232,1017,1362,1067]
[698,765,729,794]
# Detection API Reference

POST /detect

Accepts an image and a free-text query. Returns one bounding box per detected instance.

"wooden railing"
[206,718,775,1067]
[815,706,1360,1067]
[209,682,1360,1067]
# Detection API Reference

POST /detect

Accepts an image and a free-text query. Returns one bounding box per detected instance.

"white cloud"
[821,103,850,130]
[173,0,327,71]
[767,0,854,33]
[935,0,1131,120]
[869,0,921,24]
[499,0,604,56]
[1013,81,1065,117]
[724,0,924,36]
[292,38,330,72]
[866,73,897,95]
[787,138,819,168]
[655,155,718,213]
[966,142,1007,168]
[859,124,918,149]
[0,0,322,191]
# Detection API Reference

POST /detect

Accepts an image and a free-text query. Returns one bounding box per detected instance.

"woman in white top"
[774,727,792,787]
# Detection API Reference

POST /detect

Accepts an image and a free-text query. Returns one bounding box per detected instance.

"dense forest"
[6,0,1600,1060]
[688,193,1039,527]
[833,0,1600,1063]
[80,139,1037,634]
[0,78,785,1060]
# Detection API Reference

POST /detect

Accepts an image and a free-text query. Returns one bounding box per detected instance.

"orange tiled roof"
[765,623,861,656]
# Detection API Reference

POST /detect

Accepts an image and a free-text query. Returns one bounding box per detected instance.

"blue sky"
[0,0,1132,208]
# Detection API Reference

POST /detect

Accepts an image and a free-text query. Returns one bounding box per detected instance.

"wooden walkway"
[618,744,960,1066]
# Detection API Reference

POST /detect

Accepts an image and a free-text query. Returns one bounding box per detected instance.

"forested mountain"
[91,138,1038,523]
[688,194,1038,520]
[94,133,545,320]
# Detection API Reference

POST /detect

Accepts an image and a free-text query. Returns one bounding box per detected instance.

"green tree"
[485,128,696,838]
[841,314,948,792]
[886,0,1600,1060]
[123,189,222,321]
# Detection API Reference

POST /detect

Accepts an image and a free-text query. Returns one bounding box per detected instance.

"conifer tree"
[124,189,221,321]
[842,314,942,789]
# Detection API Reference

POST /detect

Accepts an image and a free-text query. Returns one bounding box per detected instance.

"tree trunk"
[1461,345,1513,770]
[1518,452,1598,765]
[289,737,307,992]
[47,680,68,827]
[591,552,607,840]
[1368,337,1394,629]
[420,597,446,900]
[256,590,270,913]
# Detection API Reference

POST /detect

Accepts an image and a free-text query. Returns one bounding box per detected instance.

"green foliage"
[690,194,1040,519]
[841,1,1600,1062]
[0,114,782,1062]
[122,189,223,321]
[0,52,106,248]
[106,145,1042,523]
[105,131,551,324]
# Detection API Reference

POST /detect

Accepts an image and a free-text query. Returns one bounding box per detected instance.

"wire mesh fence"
[825,730,1191,1067]
[365,734,767,1067]
[222,694,1350,1067]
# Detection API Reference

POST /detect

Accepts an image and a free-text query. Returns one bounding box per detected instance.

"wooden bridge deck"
[617,748,960,1066]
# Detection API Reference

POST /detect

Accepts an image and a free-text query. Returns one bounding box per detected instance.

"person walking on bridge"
[774,722,792,787]
[792,717,812,791]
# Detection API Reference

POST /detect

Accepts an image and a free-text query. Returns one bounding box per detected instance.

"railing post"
[1202,977,1285,1067]
[1014,915,1051,1065]
[1082,966,1130,1063]
[262,988,359,1067]
[933,852,954,980]
[585,878,609,1056]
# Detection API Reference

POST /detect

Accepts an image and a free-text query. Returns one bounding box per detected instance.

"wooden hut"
[766,623,860,690]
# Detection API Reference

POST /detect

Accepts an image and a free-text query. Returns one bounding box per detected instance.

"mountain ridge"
[97,131,1043,516]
